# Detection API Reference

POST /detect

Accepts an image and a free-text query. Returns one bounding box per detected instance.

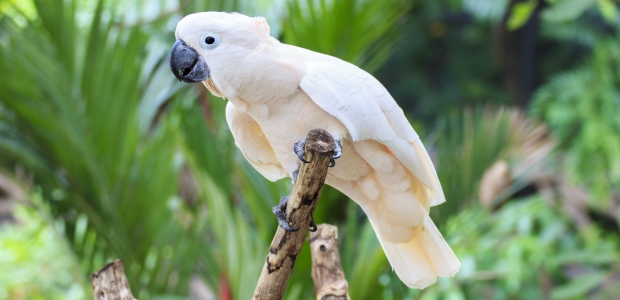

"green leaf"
[432,107,517,221]
[507,0,537,30]
[0,0,216,296]
[283,0,412,73]
[542,0,597,23]
[551,272,608,300]
[598,0,618,23]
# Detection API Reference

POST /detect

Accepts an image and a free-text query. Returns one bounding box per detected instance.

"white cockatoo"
[169,12,460,288]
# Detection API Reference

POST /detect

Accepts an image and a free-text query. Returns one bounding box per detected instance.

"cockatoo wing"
[299,58,445,207]
[225,102,287,181]
[300,57,460,288]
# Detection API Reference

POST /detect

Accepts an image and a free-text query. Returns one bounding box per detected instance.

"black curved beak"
[169,39,210,83]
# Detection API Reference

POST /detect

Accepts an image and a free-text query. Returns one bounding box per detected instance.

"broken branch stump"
[309,224,350,300]
[253,129,336,300]
[90,260,136,300]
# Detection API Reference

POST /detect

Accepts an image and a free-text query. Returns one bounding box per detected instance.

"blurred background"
[1,0,619,299]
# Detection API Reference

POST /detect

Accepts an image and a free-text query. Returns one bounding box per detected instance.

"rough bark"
[253,129,336,300]
[90,260,136,300]
[309,224,350,300]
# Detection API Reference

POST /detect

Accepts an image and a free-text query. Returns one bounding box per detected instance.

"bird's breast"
[243,91,348,175]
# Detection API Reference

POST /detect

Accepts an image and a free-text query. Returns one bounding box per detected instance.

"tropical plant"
[526,0,620,215]
[423,196,620,300]
[0,178,87,300]
[0,0,201,297]
[282,0,412,73]
[531,40,620,211]
[427,107,547,224]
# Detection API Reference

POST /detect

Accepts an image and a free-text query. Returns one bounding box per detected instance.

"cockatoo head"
[169,12,271,83]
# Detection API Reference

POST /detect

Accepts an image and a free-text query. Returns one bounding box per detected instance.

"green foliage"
[542,0,598,23]
[506,0,537,30]
[531,41,620,207]
[377,3,510,124]
[598,0,619,23]
[462,0,509,22]
[465,0,615,31]
[432,108,515,221]
[0,0,201,297]
[422,196,620,299]
[0,197,87,300]
[282,0,412,73]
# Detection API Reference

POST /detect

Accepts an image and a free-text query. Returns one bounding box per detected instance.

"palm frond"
[431,107,518,222]
[530,40,620,208]
[0,0,212,297]
[282,0,412,73]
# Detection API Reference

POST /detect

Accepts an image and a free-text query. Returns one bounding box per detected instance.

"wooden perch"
[309,224,350,300]
[253,129,336,300]
[90,260,136,300]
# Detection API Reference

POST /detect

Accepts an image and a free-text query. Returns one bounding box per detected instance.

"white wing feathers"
[299,59,415,142]
[225,102,287,181]
[300,58,459,288]
[300,59,445,206]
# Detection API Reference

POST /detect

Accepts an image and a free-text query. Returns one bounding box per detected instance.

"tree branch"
[309,224,350,300]
[90,260,136,300]
[253,129,336,300]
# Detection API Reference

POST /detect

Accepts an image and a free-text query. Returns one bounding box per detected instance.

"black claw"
[328,139,343,167]
[293,137,310,164]
[297,152,310,164]
[272,196,299,232]
[309,218,317,232]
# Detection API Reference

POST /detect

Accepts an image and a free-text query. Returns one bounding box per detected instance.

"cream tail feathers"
[324,138,460,289]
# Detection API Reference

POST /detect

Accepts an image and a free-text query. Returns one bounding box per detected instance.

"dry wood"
[309,224,350,300]
[253,129,336,300]
[90,260,136,300]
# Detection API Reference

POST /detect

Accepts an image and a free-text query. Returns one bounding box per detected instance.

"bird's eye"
[200,33,220,49]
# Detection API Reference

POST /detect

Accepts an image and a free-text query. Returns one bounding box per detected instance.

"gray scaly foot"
[272,196,298,232]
